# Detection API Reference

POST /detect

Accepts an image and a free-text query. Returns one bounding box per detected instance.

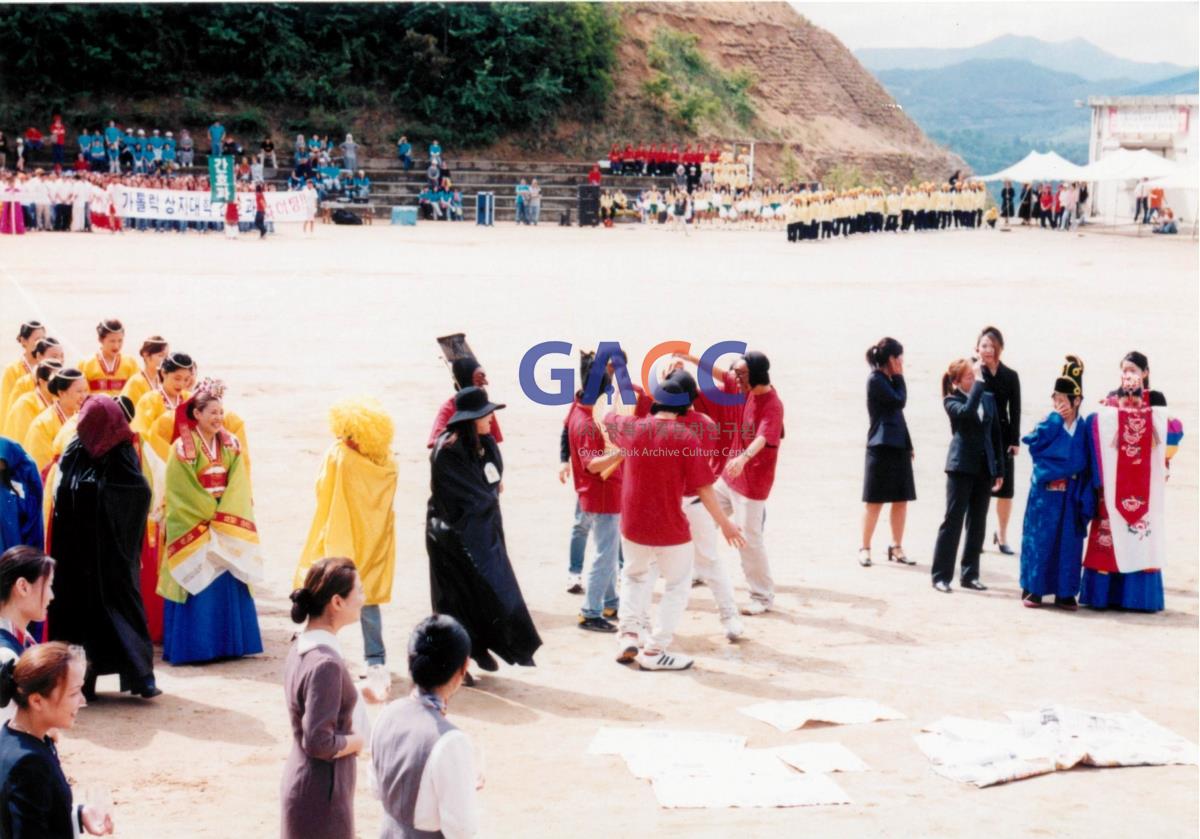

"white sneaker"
[721,616,744,641]
[615,633,641,664]
[740,600,770,616]
[636,649,694,671]
[566,574,583,594]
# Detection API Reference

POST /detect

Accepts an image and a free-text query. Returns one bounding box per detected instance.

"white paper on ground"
[918,705,1199,787]
[740,697,906,732]
[651,770,851,809]
[625,747,792,780]
[586,727,745,757]
[771,742,870,773]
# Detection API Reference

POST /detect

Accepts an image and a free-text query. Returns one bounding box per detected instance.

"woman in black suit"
[977,326,1021,554]
[1000,181,1015,225]
[931,359,1004,593]
[860,337,916,567]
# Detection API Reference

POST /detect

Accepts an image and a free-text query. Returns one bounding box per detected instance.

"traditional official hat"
[1054,355,1084,398]
[447,386,505,425]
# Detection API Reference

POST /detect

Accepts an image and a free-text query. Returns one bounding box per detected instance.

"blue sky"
[795,2,1199,67]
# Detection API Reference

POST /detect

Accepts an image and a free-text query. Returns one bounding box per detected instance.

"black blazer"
[866,370,912,450]
[943,381,1004,477]
[981,362,1021,449]
[0,723,79,839]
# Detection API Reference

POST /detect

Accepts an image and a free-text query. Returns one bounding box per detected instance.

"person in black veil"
[48,396,160,699]
[426,386,540,682]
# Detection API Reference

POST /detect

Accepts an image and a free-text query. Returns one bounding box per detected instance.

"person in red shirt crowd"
[670,144,681,170]
[253,182,268,238]
[634,142,647,176]
[565,352,626,633]
[684,349,784,616]
[428,357,503,448]
[664,366,745,642]
[709,143,721,164]
[623,142,634,175]
[50,115,66,165]
[587,164,602,187]
[608,143,623,176]
[604,361,744,672]
[23,127,43,151]
[646,143,658,176]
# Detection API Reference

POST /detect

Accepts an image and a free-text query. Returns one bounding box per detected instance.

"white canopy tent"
[1147,165,1200,191]
[972,151,1087,183]
[1074,148,1182,182]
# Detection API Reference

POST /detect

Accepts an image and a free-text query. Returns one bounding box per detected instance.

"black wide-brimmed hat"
[447,386,505,425]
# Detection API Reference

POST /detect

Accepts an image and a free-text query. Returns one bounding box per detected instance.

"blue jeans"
[361,605,385,665]
[569,499,587,575]
[580,511,621,618]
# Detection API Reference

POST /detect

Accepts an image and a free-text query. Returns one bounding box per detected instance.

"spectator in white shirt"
[371,615,479,839]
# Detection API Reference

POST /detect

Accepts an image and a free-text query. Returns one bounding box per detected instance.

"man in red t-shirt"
[566,355,624,632]
[604,371,743,671]
[665,367,744,641]
[685,350,784,616]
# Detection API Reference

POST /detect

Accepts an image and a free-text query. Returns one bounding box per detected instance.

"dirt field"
[1,220,1196,837]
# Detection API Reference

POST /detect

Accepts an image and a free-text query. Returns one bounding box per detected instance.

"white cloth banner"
[916,705,1198,788]
[110,186,314,222]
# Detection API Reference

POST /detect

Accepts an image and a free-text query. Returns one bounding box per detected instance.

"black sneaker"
[579,616,618,633]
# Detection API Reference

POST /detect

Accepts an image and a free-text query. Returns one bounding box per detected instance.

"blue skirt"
[1079,568,1164,612]
[162,571,263,665]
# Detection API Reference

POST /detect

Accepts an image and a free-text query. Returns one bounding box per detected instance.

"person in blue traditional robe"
[1018,356,1093,609]
[0,437,43,554]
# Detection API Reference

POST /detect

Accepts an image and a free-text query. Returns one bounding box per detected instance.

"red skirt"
[141,520,164,643]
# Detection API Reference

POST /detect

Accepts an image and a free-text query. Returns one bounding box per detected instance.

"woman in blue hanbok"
[0,437,43,553]
[1018,356,1093,609]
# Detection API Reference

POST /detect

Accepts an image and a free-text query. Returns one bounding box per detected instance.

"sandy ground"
[0,220,1196,838]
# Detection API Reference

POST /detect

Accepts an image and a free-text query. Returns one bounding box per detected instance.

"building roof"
[1088,95,1199,107]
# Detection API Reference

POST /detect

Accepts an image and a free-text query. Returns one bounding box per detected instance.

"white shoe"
[566,574,583,595]
[740,600,770,616]
[721,616,744,642]
[636,649,694,671]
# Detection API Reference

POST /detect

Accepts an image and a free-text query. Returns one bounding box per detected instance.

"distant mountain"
[1125,71,1200,96]
[858,34,1194,85]
[874,58,1126,177]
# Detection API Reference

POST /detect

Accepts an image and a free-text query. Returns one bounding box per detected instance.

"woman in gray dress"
[280,557,365,839]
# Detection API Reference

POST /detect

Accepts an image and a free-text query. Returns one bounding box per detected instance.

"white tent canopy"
[972,151,1087,183]
[1075,148,1182,182]
[1147,165,1200,191]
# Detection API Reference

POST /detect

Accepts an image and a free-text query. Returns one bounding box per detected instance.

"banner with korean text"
[109,187,314,222]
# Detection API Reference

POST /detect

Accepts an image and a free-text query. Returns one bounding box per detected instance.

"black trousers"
[254,210,267,237]
[931,470,993,585]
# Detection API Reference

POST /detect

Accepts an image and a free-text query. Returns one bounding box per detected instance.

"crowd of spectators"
[0,170,307,236]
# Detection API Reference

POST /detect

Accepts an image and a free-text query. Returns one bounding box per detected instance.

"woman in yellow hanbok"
[120,336,169,408]
[23,367,88,476]
[78,319,139,396]
[2,360,60,443]
[2,336,62,429]
[0,321,45,422]
[295,397,397,666]
[136,353,248,464]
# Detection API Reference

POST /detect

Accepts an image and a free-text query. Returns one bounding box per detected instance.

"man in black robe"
[49,397,159,699]
[426,387,541,676]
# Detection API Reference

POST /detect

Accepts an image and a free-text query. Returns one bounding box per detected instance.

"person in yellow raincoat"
[295,397,397,667]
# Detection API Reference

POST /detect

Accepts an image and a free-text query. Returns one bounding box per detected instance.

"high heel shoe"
[993,533,1015,555]
[858,548,872,567]
[888,545,916,566]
